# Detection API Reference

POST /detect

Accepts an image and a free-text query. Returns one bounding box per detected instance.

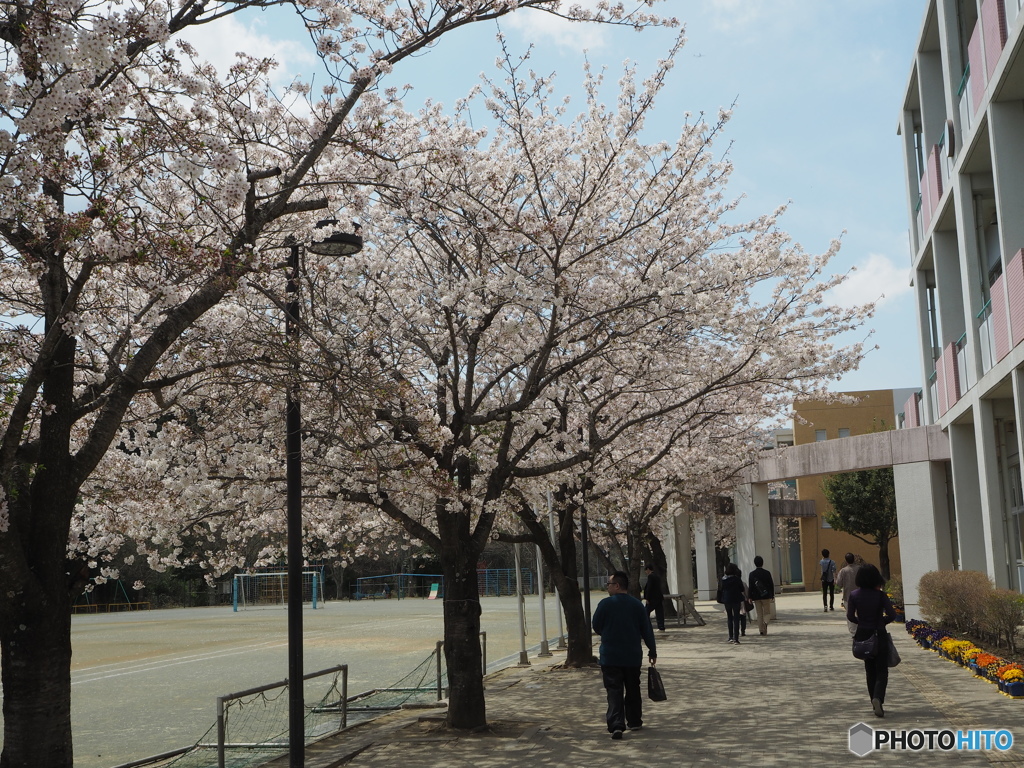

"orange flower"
[975,653,1001,668]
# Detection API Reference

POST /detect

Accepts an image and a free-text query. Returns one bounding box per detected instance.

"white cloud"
[503,1,610,53]
[180,15,316,87]
[829,252,912,309]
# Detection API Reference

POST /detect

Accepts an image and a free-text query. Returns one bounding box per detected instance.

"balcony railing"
[955,332,970,395]
[929,369,938,422]
[958,66,973,133]
[915,194,923,245]
[978,299,995,373]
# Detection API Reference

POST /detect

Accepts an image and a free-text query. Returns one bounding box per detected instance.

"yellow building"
[794,389,912,589]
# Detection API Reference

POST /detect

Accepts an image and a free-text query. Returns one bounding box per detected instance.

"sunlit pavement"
[285,591,1024,767]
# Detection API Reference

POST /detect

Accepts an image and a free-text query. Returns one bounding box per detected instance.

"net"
[232,571,321,611]
[353,573,443,599]
[138,665,347,768]
[119,651,447,768]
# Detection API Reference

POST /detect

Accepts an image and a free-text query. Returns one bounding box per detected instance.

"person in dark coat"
[747,555,776,636]
[820,548,837,612]
[847,563,897,718]
[719,563,747,644]
[592,571,657,740]
[643,564,666,631]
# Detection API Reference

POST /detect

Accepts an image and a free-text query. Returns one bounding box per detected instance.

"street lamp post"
[285,221,362,768]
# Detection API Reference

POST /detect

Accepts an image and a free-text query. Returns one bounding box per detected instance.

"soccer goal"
[232,571,321,611]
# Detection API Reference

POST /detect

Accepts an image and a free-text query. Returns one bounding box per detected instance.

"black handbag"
[852,631,879,660]
[647,665,667,701]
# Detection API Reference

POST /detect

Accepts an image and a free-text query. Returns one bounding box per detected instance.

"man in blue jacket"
[592,571,657,740]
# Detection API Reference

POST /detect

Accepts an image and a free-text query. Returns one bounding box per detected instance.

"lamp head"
[306,218,363,256]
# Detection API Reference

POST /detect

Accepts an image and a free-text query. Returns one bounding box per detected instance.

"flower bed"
[906,619,1024,698]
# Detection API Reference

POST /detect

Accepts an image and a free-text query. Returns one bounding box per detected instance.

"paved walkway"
[273,592,1024,767]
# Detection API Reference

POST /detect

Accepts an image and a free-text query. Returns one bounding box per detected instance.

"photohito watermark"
[849,723,1014,757]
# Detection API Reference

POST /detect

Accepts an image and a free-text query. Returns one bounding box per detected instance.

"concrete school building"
[663,1,1024,615]
[898,0,1024,597]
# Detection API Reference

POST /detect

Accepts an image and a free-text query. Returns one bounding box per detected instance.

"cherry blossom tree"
[282,46,873,702]
[0,1,672,764]
[498,397,774,665]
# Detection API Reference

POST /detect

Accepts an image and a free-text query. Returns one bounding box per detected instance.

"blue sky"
[189,0,929,394]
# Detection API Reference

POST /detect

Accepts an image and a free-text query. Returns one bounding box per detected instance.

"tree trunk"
[1,595,73,768]
[438,528,485,729]
[2,289,79,767]
[878,538,891,582]
[550,568,595,666]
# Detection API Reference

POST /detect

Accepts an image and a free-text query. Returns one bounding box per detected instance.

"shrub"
[917,570,992,634]
[885,575,903,606]
[985,589,1024,655]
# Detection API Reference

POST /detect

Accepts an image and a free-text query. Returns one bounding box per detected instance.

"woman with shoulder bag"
[846,563,896,718]
[719,563,747,645]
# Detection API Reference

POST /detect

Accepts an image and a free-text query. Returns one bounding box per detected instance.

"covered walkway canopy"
[664,426,951,620]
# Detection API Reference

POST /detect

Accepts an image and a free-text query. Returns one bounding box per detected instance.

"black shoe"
[741,631,746,636]
[612,729,623,740]
[872,698,884,718]
[830,607,835,611]
[823,608,828,613]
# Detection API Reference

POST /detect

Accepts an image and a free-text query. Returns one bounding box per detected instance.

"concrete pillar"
[693,514,717,601]
[662,508,693,598]
[949,420,986,571]
[893,460,955,620]
[974,399,1011,587]
[734,482,772,576]
[1011,368,1024,591]
[990,102,1024,258]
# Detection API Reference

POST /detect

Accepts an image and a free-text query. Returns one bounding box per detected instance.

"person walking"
[847,563,897,718]
[719,563,747,644]
[819,548,837,612]
[835,552,861,609]
[643,564,667,632]
[747,555,776,636]
[592,571,658,740]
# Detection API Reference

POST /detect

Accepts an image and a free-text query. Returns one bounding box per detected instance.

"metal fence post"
[216,696,226,768]
[435,641,444,700]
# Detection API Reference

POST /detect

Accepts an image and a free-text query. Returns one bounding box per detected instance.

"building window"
[815,430,827,442]
[838,428,851,438]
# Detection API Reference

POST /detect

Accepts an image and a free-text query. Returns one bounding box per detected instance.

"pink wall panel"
[1006,249,1024,347]
[904,393,921,428]
[992,271,1011,361]
[969,22,986,114]
[942,343,961,409]
[982,0,1008,81]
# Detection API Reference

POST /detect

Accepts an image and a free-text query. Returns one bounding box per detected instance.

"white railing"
[978,301,995,373]
[956,335,970,395]
[958,69,973,134]
[916,196,924,245]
